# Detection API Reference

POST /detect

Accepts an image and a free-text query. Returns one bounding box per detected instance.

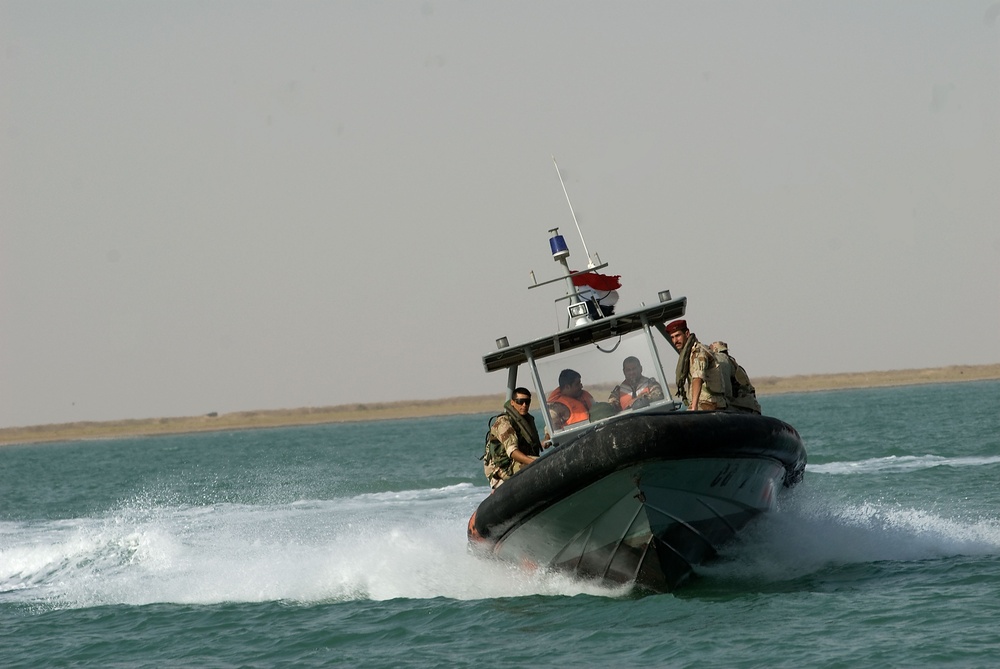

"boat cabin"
[484,232,689,446]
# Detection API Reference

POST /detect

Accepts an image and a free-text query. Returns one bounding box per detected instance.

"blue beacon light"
[548,229,569,261]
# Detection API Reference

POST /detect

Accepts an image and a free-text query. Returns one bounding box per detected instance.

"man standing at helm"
[664,320,728,411]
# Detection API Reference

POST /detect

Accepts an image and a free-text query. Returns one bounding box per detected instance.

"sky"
[2,1,998,428]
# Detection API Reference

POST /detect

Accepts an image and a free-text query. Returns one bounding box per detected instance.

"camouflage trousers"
[484,460,526,490]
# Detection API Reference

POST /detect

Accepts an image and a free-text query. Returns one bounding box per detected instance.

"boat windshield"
[532,327,677,438]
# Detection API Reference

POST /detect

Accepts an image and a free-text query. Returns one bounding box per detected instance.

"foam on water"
[0,483,621,609]
[9,477,995,606]
[808,454,1000,475]
[704,485,1000,584]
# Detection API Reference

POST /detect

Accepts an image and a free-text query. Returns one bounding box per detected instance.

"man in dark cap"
[664,319,728,411]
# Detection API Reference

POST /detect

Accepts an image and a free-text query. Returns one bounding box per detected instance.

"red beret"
[665,319,687,334]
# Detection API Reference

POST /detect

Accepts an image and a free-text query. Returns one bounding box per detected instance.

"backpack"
[710,341,762,414]
[481,413,514,474]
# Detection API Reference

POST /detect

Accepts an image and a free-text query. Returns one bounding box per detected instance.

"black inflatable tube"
[474,410,806,540]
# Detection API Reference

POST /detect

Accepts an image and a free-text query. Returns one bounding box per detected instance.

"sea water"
[2,380,999,668]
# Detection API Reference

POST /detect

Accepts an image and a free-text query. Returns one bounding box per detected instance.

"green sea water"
[2,380,999,668]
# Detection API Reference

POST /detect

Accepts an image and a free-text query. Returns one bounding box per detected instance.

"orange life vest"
[615,378,659,410]
[547,389,594,426]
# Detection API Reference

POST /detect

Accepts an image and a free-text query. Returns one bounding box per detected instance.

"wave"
[701,486,1000,586]
[7,476,998,607]
[0,483,621,609]
[808,454,1000,475]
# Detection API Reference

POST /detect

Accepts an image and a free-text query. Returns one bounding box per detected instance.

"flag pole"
[551,155,596,268]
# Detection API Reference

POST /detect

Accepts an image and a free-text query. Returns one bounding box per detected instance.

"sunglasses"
[512,397,531,406]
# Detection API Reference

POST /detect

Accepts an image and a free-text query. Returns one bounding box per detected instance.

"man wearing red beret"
[664,320,727,411]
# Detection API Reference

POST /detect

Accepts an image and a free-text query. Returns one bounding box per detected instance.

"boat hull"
[469,410,806,592]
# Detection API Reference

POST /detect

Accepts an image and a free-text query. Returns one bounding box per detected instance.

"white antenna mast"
[551,155,596,268]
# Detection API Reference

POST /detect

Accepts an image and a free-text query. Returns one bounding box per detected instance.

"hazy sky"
[2,1,998,428]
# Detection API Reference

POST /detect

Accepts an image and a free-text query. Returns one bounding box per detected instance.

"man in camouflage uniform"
[710,341,762,414]
[664,319,728,411]
[483,387,543,490]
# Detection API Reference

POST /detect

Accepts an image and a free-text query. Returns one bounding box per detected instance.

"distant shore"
[2,363,998,447]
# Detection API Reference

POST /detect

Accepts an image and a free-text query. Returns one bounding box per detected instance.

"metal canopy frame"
[483,297,687,373]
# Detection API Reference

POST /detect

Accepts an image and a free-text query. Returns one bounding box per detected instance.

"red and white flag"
[571,271,622,292]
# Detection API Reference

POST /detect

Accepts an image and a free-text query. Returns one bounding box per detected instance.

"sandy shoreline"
[3,363,998,447]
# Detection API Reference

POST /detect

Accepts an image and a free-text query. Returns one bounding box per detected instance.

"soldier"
[710,341,762,414]
[482,387,543,490]
[664,319,728,411]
